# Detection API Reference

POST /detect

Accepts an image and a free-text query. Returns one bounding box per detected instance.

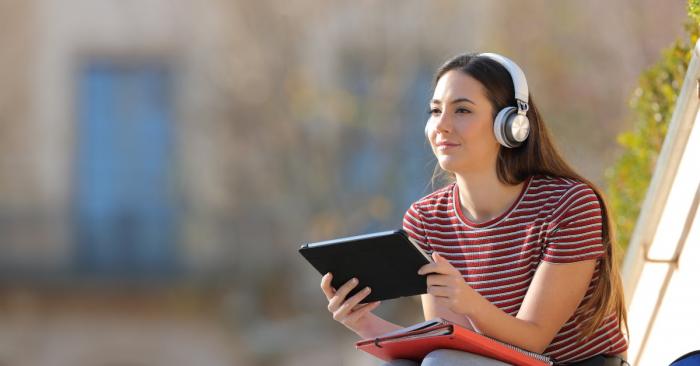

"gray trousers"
[380,349,510,366]
[381,350,628,366]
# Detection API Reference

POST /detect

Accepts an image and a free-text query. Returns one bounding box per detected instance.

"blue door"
[74,61,178,277]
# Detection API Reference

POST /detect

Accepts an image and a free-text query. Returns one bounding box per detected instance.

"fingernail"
[364,287,371,293]
[352,278,358,284]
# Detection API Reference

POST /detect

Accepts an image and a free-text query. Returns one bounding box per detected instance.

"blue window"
[74,60,179,277]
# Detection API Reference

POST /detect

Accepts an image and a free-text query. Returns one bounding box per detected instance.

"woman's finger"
[349,300,376,312]
[344,301,381,324]
[426,273,450,287]
[427,284,451,298]
[418,263,438,275]
[418,262,452,276]
[345,286,372,309]
[334,277,360,300]
[327,278,359,312]
[334,286,371,320]
[320,273,336,300]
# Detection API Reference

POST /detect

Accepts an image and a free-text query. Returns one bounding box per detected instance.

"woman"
[320,52,629,365]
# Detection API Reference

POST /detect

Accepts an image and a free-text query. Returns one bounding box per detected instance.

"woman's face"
[426,69,500,175]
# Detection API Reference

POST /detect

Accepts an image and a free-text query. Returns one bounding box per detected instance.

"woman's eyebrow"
[430,97,476,105]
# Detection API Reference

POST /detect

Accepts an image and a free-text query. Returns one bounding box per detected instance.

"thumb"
[432,252,445,262]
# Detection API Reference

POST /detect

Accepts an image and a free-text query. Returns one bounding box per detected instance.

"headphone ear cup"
[493,106,517,148]
[506,114,530,146]
[494,106,530,148]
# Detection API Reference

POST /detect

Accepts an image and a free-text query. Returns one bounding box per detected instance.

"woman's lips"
[436,141,460,150]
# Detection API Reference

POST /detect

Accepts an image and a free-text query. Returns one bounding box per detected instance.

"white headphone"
[425,53,531,148]
[478,52,530,148]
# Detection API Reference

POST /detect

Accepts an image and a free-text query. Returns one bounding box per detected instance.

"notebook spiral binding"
[482,331,553,365]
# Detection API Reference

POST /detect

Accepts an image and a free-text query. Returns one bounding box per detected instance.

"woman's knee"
[421,349,510,366]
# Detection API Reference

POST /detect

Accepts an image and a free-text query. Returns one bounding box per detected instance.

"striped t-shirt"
[403,175,628,363]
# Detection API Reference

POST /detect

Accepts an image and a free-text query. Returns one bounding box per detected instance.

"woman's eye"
[456,107,471,114]
[428,108,441,116]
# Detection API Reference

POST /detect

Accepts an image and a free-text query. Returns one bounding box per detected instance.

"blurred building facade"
[0,0,688,365]
[1,1,250,365]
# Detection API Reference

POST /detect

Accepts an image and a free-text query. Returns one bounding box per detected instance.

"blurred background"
[0,0,689,365]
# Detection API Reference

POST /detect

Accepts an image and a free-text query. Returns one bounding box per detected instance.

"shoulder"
[403,184,456,243]
[409,183,455,212]
[528,175,599,206]
[528,175,601,225]
[403,183,455,222]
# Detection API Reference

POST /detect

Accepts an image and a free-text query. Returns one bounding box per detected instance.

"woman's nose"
[435,112,451,133]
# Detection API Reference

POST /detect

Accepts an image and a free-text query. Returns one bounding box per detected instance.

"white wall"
[624,40,700,366]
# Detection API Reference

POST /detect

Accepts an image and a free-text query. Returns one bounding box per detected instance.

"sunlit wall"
[624,39,700,366]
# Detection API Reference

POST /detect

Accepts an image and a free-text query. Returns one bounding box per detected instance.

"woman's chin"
[437,158,461,173]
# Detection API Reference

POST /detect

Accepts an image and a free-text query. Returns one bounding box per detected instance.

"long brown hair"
[431,53,627,339]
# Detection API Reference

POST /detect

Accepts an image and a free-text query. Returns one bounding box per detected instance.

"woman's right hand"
[321,273,381,333]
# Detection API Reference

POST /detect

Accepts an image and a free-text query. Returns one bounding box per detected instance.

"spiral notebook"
[356,318,553,366]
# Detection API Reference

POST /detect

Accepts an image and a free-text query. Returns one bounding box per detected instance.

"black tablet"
[299,230,432,303]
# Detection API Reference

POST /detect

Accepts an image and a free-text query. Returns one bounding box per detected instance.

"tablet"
[299,230,432,303]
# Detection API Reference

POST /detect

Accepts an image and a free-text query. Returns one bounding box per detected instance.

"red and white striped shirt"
[403,175,628,363]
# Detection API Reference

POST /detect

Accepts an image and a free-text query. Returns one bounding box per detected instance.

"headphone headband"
[478,53,529,104]
[477,52,531,148]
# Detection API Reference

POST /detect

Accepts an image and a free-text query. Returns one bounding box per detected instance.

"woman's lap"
[380,350,629,366]
[380,349,511,366]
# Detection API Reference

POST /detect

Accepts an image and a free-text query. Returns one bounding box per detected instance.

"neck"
[454,171,525,224]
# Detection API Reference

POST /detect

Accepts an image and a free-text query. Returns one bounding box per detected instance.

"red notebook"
[356,318,552,366]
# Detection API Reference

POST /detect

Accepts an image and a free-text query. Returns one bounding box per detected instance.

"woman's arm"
[419,253,596,353]
[469,259,595,353]
[351,313,404,339]
[420,293,475,330]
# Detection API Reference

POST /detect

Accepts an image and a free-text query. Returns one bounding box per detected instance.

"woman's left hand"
[418,252,475,315]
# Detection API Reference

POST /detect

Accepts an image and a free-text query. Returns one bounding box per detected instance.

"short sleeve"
[402,203,433,254]
[543,185,605,264]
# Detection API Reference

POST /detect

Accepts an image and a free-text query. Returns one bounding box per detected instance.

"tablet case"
[299,230,431,303]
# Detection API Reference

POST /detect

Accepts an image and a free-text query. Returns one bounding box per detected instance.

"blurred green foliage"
[606,0,700,253]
